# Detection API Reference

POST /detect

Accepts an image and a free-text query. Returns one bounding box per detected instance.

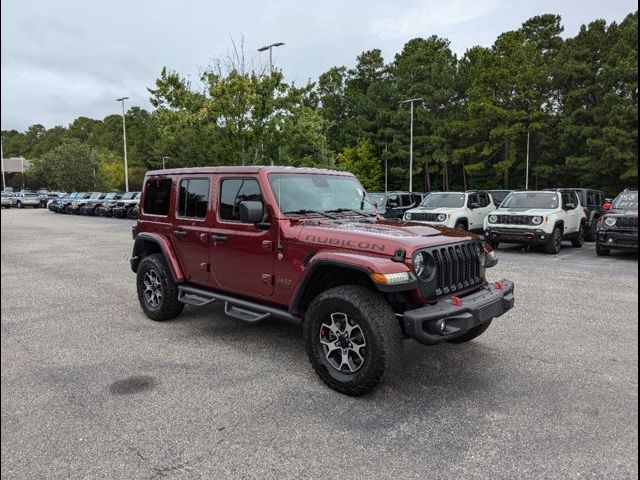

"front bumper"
[485,227,549,244]
[597,229,638,250]
[112,206,128,217]
[402,280,514,345]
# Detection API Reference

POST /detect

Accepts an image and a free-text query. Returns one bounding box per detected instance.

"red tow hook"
[451,295,462,307]
[494,281,504,291]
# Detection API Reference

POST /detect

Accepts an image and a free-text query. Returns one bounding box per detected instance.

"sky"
[1,0,637,131]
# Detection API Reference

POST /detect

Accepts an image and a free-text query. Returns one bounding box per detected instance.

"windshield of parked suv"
[368,193,385,207]
[121,192,137,200]
[612,191,638,210]
[420,193,465,208]
[269,174,376,215]
[89,192,101,199]
[501,192,559,209]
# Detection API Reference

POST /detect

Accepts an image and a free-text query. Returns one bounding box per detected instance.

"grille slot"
[496,215,534,225]
[616,216,639,230]
[424,241,483,296]
[410,212,440,222]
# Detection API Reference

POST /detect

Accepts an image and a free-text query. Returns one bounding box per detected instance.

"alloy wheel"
[319,312,367,374]
[143,269,162,308]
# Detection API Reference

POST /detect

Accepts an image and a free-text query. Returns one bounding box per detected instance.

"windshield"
[368,193,385,206]
[104,193,118,200]
[612,191,638,210]
[90,192,101,199]
[121,192,137,200]
[420,193,465,208]
[501,192,559,209]
[269,174,376,215]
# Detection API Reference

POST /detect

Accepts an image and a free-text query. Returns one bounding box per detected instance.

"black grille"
[614,216,639,230]
[495,215,534,225]
[410,212,440,222]
[427,242,483,296]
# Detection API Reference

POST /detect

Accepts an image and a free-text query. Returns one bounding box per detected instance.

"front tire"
[545,227,562,254]
[571,224,585,248]
[136,254,184,321]
[454,221,467,231]
[303,285,402,396]
[596,242,611,256]
[448,319,493,343]
[17,201,23,209]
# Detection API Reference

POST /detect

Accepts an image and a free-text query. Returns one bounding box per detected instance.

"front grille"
[614,216,639,230]
[426,242,483,296]
[116,201,125,207]
[410,212,440,222]
[495,215,534,225]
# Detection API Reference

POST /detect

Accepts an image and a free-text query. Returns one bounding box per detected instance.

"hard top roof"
[145,166,353,177]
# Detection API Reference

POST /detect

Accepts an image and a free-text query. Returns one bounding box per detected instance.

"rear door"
[562,192,581,233]
[209,176,275,297]
[170,176,212,285]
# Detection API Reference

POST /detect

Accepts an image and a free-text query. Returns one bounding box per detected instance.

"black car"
[563,188,607,241]
[596,190,638,256]
[368,191,422,220]
[485,190,513,207]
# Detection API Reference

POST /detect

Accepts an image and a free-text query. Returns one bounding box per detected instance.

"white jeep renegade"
[484,190,587,254]
[403,191,496,232]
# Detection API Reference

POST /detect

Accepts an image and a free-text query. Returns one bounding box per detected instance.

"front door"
[170,176,212,285]
[209,176,275,297]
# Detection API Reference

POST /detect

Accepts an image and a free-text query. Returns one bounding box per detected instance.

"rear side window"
[219,178,263,222]
[178,178,210,219]
[143,179,172,216]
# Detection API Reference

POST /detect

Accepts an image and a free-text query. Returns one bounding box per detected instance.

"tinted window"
[178,178,210,219]
[220,178,263,221]
[401,195,413,207]
[387,195,400,208]
[468,193,480,207]
[478,193,490,207]
[561,192,578,208]
[143,179,172,215]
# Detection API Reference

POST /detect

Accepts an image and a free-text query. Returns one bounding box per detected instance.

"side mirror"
[602,202,612,211]
[239,201,264,224]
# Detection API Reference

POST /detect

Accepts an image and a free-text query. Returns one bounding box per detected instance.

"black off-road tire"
[545,226,562,254]
[596,242,611,256]
[448,319,493,343]
[454,220,468,231]
[303,285,402,396]
[585,224,597,242]
[136,253,184,321]
[571,224,585,248]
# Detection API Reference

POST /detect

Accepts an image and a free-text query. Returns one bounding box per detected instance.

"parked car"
[367,191,422,220]
[595,189,638,256]
[1,192,11,208]
[403,191,496,232]
[562,188,606,242]
[112,192,141,218]
[484,190,586,254]
[10,191,41,208]
[66,192,96,214]
[95,192,122,217]
[49,192,74,212]
[130,166,514,395]
[79,192,117,215]
[485,190,513,207]
[37,190,65,208]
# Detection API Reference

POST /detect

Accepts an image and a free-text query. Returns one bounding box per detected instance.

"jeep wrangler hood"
[294,218,477,256]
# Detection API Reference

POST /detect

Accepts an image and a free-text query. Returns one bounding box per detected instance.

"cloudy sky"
[1,0,636,131]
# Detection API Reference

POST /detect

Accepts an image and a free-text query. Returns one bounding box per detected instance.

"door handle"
[173,230,187,237]
[211,235,228,243]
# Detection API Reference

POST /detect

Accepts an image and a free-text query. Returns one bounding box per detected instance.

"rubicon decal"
[304,235,386,252]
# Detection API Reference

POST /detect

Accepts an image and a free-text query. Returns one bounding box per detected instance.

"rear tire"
[303,285,402,396]
[136,254,184,321]
[571,224,585,248]
[448,319,493,343]
[545,227,562,254]
[585,224,597,242]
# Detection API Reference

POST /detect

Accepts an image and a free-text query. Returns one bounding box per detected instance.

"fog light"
[440,320,447,332]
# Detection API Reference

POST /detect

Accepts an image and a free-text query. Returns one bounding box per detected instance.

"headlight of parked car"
[605,217,617,227]
[437,213,447,222]
[405,213,412,220]
[488,214,498,224]
[532,216,543,225]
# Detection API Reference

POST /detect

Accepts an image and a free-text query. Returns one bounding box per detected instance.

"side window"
[143,178,172,216]
[401,194,413,207]
[387,195,399,208]
[479,193,490,207]
[587,192,596,207]
[219,178,263,222]
[573,193,581,208]
[468,193,479,207]
[178,178,210,219]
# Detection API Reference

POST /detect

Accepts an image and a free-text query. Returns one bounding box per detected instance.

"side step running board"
[177,285,302,325]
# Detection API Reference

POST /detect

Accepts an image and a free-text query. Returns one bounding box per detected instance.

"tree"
[33,140,99,191]
[339,139,383,190]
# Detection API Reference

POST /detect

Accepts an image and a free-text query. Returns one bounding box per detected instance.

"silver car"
[11,192,41,208]
[1,192,11,208]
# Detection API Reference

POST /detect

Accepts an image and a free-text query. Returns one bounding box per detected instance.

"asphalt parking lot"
[1,209,638,479]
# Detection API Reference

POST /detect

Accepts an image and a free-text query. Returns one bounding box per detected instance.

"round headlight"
[605,217,617,227]
[405,213,412,220]
[488,215,498,224]
[412,252,425,276]
[437,213,447,222]
[532,216,543,225]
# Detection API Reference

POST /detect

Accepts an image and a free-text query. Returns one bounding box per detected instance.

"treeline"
[2,12,637,194]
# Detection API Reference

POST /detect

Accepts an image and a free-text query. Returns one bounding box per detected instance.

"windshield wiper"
[325,208,375,217]
[283,209,338,219]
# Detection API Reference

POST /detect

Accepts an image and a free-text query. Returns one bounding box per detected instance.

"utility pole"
[116,97,130,192]
[400,98,423,192]
[162,156,169,169]
[525,130,530,190]
[257,42,285,72]
[1,137,6,191]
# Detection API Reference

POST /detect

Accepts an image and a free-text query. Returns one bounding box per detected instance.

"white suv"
[403,191,496,232]
[484,190,586,254]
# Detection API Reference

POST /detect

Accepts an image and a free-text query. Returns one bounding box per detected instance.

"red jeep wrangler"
[131,167,514,395]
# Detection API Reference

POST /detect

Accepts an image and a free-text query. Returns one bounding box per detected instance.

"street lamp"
[400,97,423,192]
[116,96,130,192]
[257,42,285,72]
[162,156,169,169]
[1,137,6,191]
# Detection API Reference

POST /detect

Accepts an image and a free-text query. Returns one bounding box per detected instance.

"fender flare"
[130,232,185,282]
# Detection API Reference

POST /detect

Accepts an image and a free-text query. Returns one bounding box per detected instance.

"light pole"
[400,97,423,192]
[257,42,285,72]
[525,130,530,190]
[116,96,130,192]
[162,156,169,169]
[1,137,6,191]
